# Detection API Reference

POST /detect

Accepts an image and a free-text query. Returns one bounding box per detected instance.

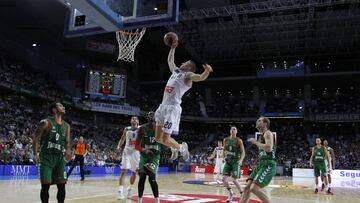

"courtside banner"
[191,165,249,176]
[3,165,38,176]
[83,101,140,115]
[0,165,169,176]
[191,165,214,174]
[293,168,360,179]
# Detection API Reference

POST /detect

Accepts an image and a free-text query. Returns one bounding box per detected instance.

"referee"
[66,136,88,181]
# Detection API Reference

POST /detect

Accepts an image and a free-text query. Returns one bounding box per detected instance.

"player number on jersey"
[150,137,156,143]
[164,121,172,129]
[55,133,60,141]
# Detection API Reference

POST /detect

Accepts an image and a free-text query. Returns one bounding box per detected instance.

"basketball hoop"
[116,27,146,62]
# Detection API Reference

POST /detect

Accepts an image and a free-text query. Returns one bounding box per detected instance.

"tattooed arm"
[32,119,48,164]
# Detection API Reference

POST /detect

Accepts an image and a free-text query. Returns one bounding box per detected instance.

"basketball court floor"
[1,172,359,203]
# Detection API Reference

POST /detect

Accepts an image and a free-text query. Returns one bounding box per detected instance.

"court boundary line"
[33,193,114,203]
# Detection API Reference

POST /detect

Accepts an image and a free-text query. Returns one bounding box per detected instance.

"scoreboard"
[85,66,126,98]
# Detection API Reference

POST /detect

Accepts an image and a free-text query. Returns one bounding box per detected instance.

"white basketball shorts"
[214,158,224,174]
[155,104,182,135]
[121,148,140,172]
[326,161,333,175]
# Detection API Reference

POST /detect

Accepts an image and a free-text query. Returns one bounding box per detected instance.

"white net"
[116,27,146,62]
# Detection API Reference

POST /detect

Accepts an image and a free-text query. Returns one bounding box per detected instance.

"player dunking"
[240,117,276,203]
[32,102,71,203]
[154,37,213,160]
[135,112,160,203]
[208,140,225,185]
[222,126,245,202]
[309,138,332,195]
[117,116,140,199]
[323,140,335,194]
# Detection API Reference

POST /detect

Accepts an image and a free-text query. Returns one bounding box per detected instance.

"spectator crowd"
[1,51,360,172]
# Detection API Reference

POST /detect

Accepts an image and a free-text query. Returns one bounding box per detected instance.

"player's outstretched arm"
[223,138,227,155]
[186,64,213,82]
[309,147,315,167]
[135,126,144,152]
[84,143,88,157]
[208,149,216,160]
[238,138,245,166]
[32,119,48,164]
[324,147,330,168]
[65,124,72,161]
[168,46,177,73]
[330,148,335,169]
[117,128,127,149]
[248,131,273,152]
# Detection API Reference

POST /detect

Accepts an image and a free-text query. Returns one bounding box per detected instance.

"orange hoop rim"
[116,27,146,36]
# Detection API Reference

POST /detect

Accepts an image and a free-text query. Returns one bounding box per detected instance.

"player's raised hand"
[65,152,72,162]
[202,64,213,72]
[247,138,257,144]
[171,40,178,48]
[33,154,39,165]
[117,144,123,152]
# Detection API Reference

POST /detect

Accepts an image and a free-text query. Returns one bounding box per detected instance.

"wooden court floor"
[1,173,359,203]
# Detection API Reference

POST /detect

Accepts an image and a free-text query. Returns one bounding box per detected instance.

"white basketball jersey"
[326,147,332,163]
[161,69,191,105]
[215,147,224,159]
[125,126,139,150]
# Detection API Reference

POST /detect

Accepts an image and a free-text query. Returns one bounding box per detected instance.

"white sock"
[328,183,331,188]
[119,186,124,193]
[179,144,184,153]
[214,174,218,181]
[154,197,160,203]
[138,197,142,203]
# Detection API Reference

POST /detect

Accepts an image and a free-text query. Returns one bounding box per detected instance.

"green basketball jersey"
[141,123,160,155]
[313,146,325,164]
[40,118,68,154]
[258,133,276,162]
[225,137,241,162]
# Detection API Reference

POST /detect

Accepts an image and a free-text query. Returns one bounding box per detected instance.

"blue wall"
[0,165,169,176]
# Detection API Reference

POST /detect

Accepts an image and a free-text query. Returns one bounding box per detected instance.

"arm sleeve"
[135,127,144,152]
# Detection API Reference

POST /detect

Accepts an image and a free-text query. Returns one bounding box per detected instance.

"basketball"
[164,32,178,47]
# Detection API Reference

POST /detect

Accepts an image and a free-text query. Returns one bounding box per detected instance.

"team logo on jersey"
[164,86,174,93]
[131,193,262,203]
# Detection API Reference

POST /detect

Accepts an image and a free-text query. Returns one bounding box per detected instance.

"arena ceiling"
[0,0,359,70]
[177,0,360,63]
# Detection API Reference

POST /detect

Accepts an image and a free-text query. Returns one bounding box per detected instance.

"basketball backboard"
[64,0,179,37]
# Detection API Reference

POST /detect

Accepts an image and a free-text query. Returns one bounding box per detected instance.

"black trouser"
[67,154,84,179]
[40,184,65,203]
[138,168,159,198]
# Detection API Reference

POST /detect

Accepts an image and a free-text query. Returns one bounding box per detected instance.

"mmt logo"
[105,167,115,174]
[11,165,31,176]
